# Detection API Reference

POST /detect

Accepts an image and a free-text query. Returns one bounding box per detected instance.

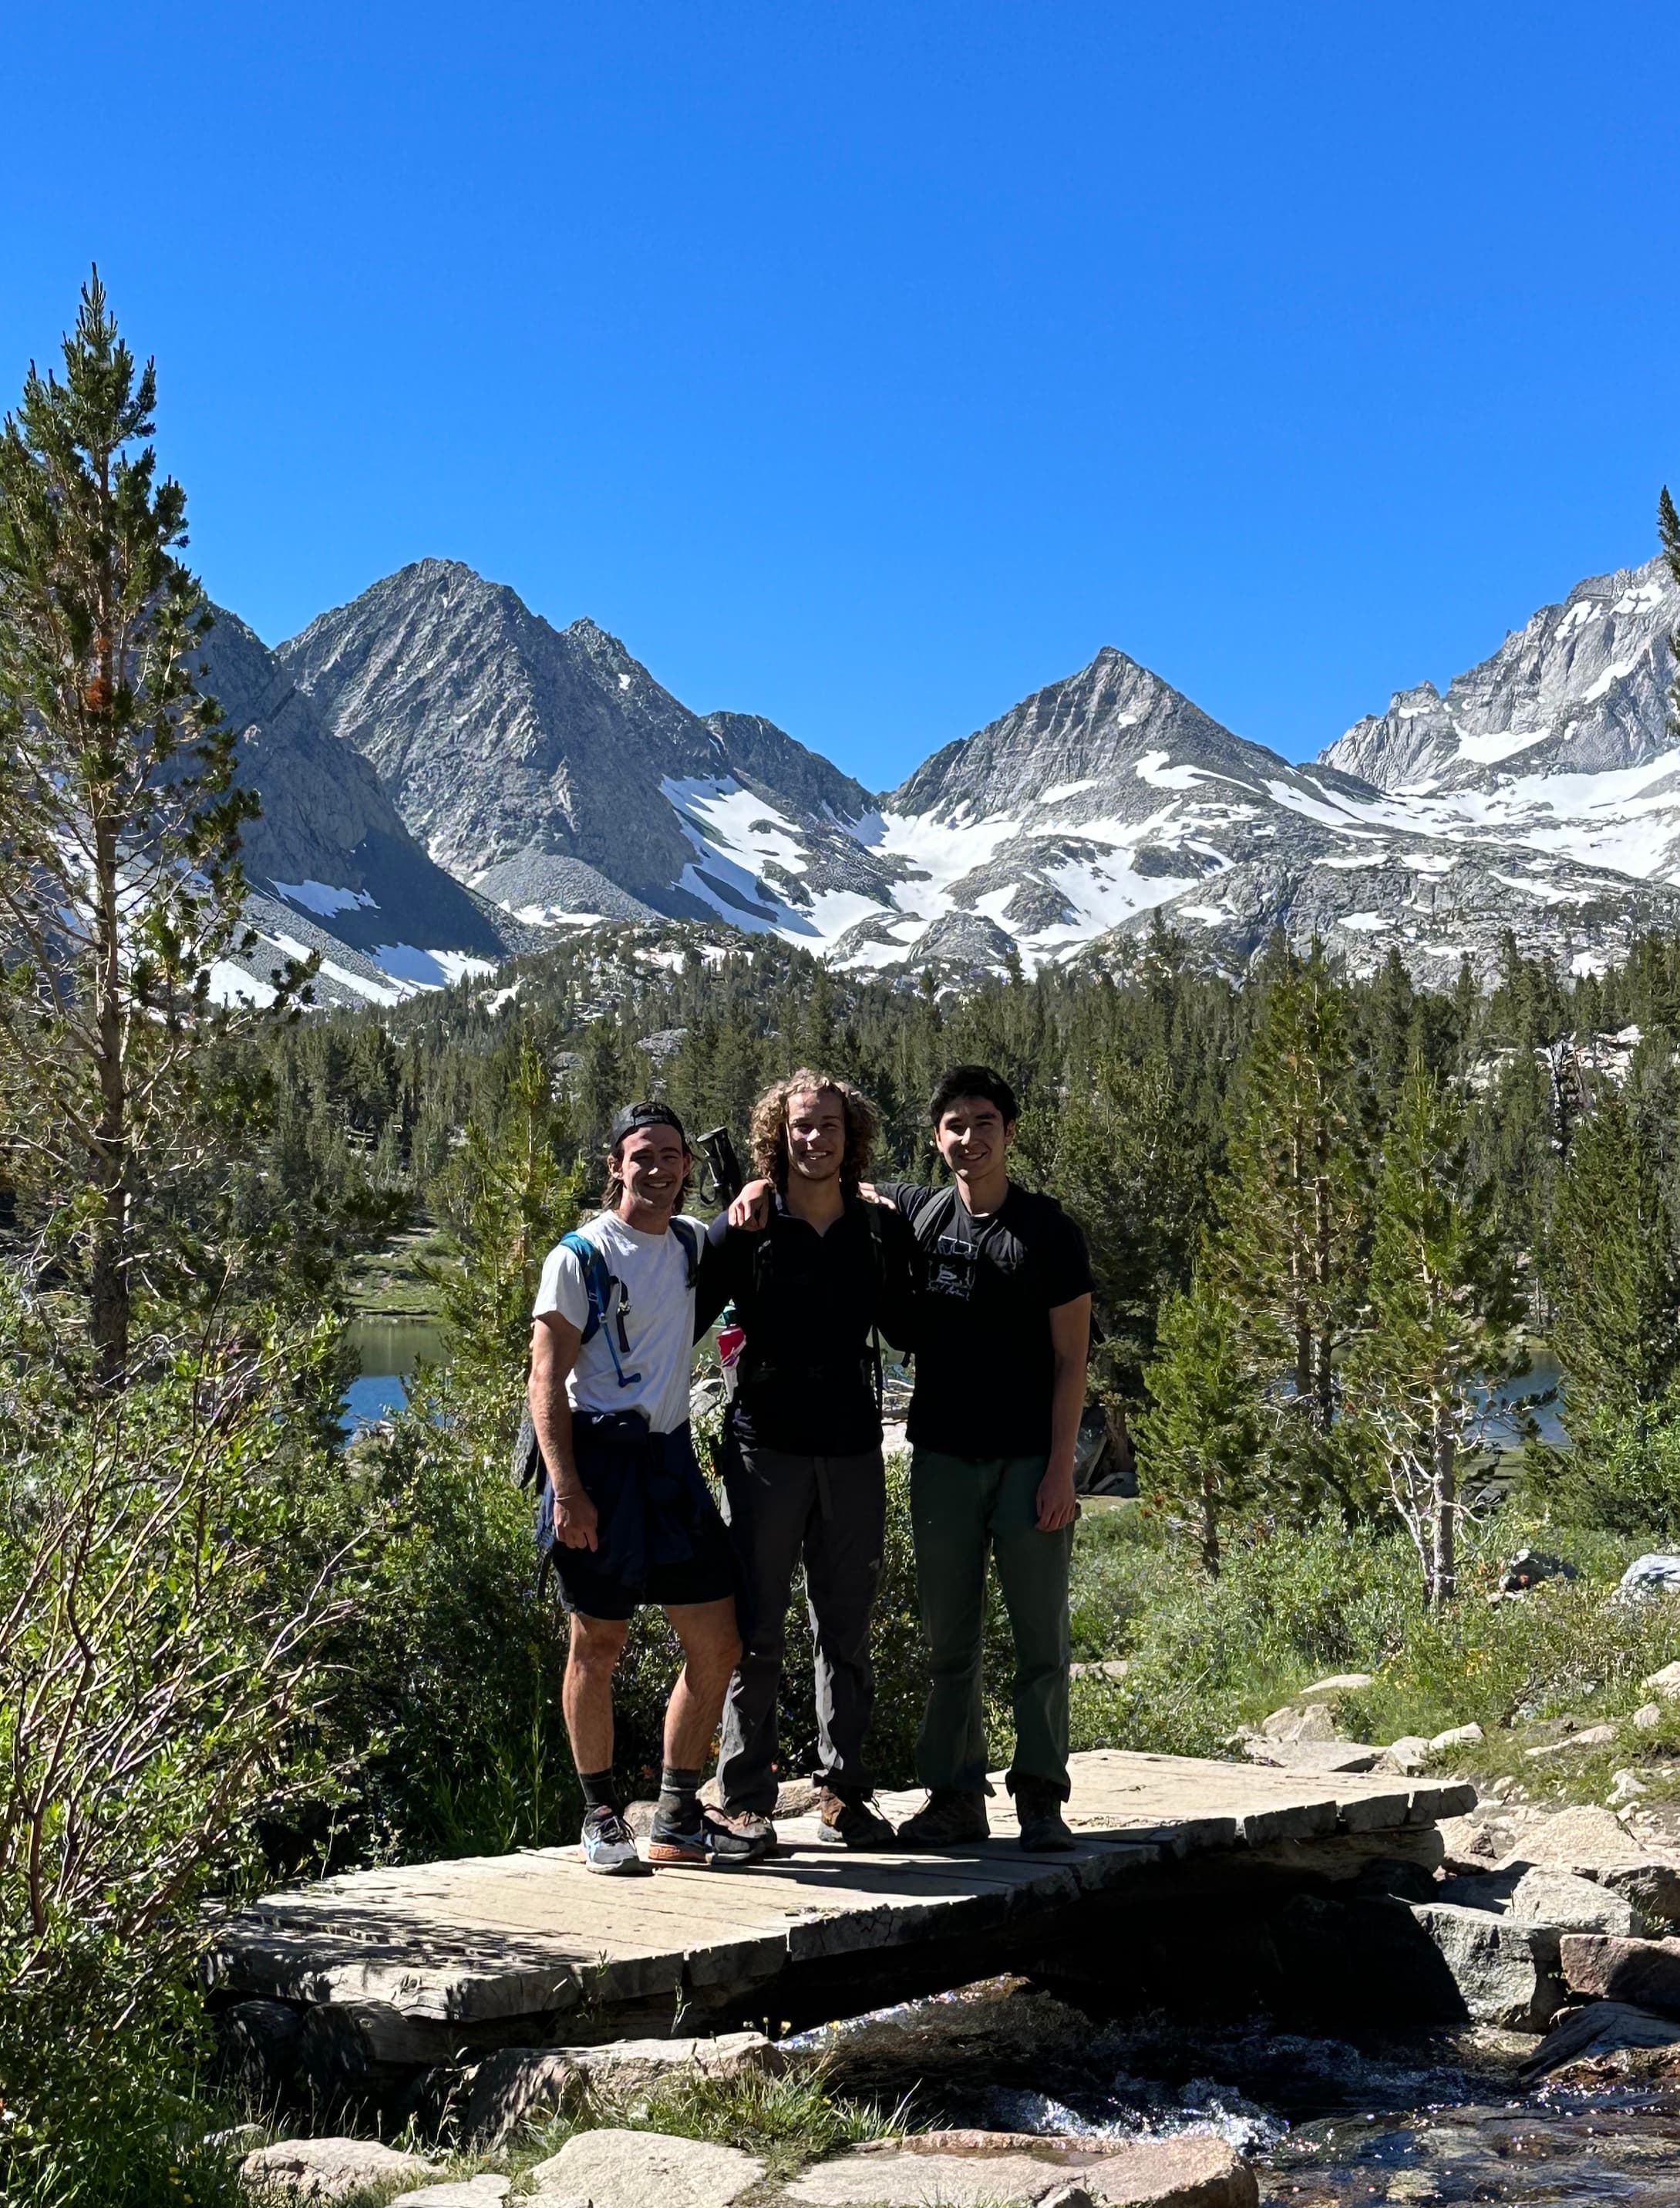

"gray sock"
[658,1764,702,1824]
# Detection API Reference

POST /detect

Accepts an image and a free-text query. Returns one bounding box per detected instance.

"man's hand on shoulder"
[728,1177,774,1230]
[859,1180,908,1210]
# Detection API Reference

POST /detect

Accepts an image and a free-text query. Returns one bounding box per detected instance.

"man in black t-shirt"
[875,1064,1093,1853]
[709,1070,917,1853]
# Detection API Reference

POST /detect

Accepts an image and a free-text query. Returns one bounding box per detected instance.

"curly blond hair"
[749,1069,879,1190]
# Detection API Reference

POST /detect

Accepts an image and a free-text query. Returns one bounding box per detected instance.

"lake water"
[340,1326,1572,1450]
[340,1315,448,1431]
[1486,1345,1567,1449]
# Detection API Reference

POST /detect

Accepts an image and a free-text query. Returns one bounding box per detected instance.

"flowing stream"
[796,1981,1680,2204]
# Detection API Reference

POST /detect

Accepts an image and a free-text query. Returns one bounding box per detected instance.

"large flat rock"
[464,2033,783,2143]
[1521,1999,1680,2081]
[530,2129,763,2208]
[1408,1902,1563,2028]
[1502,1805,1680,1926]
[239,2136,439,2200]
[783,2136,1257,2207]
[389,2180,509,2208]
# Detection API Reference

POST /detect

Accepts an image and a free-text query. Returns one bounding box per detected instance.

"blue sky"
[2,2,1675,787]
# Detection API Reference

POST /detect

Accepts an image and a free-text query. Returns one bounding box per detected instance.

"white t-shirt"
[532,1210,699,1436]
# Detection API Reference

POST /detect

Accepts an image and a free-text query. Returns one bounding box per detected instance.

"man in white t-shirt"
[529,1102,760,1873]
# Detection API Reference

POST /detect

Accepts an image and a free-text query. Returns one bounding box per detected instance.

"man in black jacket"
[707,1069,917,1852]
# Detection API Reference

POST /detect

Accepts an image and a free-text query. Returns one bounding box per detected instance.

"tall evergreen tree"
[0,274,299,1383]
[1040,1047,1207,1470]
[1345,1058,1520,1605]
[1210,948,1372,1505]
[1546,1085,1680,1429]
[1136,1266,1261,1575]
[1661,483,1680,734]
[429,1036,584,1456]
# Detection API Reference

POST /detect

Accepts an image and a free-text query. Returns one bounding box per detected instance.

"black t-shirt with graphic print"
[879,1179,1093,1460]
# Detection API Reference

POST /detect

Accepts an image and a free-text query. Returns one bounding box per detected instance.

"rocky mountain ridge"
[276,562,889,938]
[204,543,1680,999]
[196,609,517,1008]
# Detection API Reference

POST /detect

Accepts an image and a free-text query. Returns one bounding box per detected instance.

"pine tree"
[1546,1085,1680,1428]
[1470,1045,1558,1321]
[1345,1058,1520,1605]
[1210,948,1372,1506]
[577,1017,629,1152]
[429,1037,584,1458]
[1136,1266,1261,1575]
[0,274,301,1383]
[1041,1047,1207,1471]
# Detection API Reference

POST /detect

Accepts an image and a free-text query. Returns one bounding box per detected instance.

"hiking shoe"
[816,1787,898,1849]
[1014,1781,1075,1853]
[895,1787,989,1848]
[645,1803,709,1866]
[704,1807,776,1866]
[580,1805,644,1874]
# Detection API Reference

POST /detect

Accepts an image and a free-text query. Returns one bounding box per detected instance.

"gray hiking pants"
[716,1434,885,1814]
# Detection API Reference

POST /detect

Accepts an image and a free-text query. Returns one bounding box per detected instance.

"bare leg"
[662,1597,742,1769]
[563,1611,629,1772]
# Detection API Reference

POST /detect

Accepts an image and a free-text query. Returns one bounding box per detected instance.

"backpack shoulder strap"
[907,1182,962,1247]
[561,1227,642,1389]
[560,1228,611,1344]
[670,1213,702,1288]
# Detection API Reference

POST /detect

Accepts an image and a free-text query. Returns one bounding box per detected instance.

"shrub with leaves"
[0,1291,350,2200]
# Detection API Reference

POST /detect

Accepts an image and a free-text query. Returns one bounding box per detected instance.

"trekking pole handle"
[696,1126,744,1207]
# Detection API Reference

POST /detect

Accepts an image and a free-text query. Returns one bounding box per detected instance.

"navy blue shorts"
[538,1419,738,1622]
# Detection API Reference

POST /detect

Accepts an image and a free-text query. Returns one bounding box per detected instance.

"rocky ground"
[224,1643,1680,2208]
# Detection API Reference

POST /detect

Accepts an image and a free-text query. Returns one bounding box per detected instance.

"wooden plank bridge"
[210,1751,1476,2076]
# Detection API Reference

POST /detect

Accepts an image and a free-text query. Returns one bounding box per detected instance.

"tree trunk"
[1199,1468,1220,1577]
[1103,1398,1136,1491]
[90,788,129,1388]
[1429,1407,1456,1607]
[1313,1111,1335,1434]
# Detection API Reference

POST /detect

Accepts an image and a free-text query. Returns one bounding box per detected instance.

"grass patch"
[345,1226,454,1318]
[509,2062,906,2185]
[1059,1496,1680,1803]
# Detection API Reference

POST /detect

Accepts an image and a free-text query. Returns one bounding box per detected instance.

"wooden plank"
[212,1751,1476,2030]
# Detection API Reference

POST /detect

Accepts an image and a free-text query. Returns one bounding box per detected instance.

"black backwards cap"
[608,1100,688,1149]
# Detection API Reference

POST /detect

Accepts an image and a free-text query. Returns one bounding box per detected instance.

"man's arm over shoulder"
[871,1179,926,1220]
[693,1210,740,1338]
[874,1203,921,1351]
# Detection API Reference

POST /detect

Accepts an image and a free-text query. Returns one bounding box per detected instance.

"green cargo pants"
[909,1448,1072,1799]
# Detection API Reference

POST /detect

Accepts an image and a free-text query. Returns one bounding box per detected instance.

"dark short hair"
[928,1063,1018,1128]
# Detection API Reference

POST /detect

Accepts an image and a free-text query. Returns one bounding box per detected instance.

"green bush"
[1339,1570,1680,1746]
[1062,1510,1419,1755]
[0,1303,348,2205]
[1525,1394,1680,1543]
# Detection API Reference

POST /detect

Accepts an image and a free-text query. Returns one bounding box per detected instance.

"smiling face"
[934,1094,1014,1188]
[613,1123,690,1222]
[784,1086,847,1183]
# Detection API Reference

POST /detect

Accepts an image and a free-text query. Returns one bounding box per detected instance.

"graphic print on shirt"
[929,1229,978,1302]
